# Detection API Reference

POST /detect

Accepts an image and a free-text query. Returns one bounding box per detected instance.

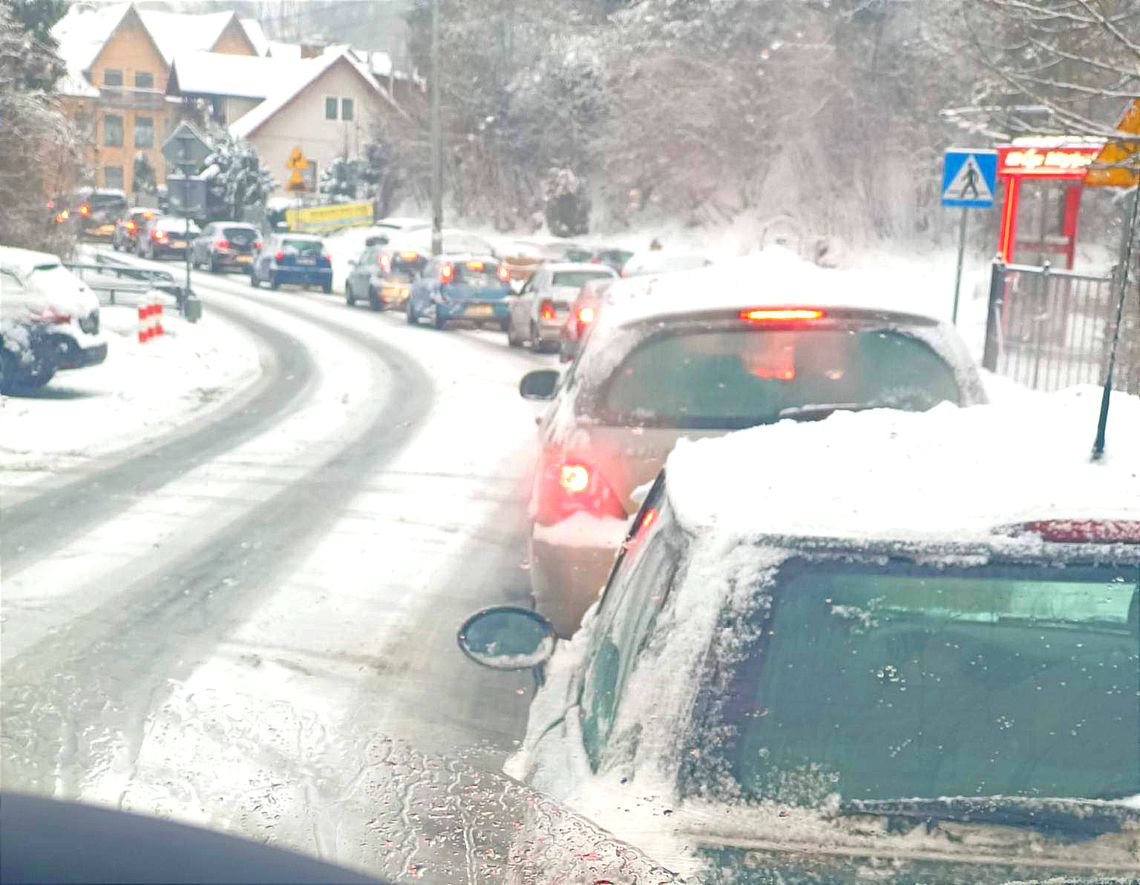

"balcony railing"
[98,86,168,110]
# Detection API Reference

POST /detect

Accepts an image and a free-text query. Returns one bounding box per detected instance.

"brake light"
[497,263,511,283]
[324,253,332,263]
[739,308,825,322]
[539,299,556,321]
[1001,519,1140,544]
[440,261,454,284]
[215,239,230,249]
[578,305,596,325]
[79,204,90,217]
[467,260,485,271]
[533,451,626,526]
[253,240,263,250]
[380,252,392,272]
[152,230,168,242]
[275,251,285,261]
[126,220,137,233]
[400,250,420,260]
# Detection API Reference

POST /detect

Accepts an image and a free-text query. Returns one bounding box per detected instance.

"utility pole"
[429,0,443,256]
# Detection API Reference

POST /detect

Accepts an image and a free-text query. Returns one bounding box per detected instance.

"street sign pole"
[951,208,968,324]
[161,122,211,310]
[429,0,442,257]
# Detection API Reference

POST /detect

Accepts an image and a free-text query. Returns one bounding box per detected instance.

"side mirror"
[457,606,556,671]
[519,369,559,400]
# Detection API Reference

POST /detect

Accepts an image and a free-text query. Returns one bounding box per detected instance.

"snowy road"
[1,252,555,871]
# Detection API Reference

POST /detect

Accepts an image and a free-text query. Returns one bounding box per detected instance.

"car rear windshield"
[158,218,198,233]
[283,239,323,256]
[386,250,427,276]
[452,259,503,285]
[684,557,1140,804]
[223,226,258,243]
[552,271,613,289]
[599,327,961,429]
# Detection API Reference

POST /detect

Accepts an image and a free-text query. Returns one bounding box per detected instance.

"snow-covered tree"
[132,152,156,198]
[0,0,79,253]
[543,167,590,236]
[202,130,275,222]
[320,156,362,200]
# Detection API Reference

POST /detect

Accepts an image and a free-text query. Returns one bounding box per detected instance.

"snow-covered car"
[506,262,617,352]
[620,249,711,277]
[0,246,107,392]
[345,238,428,310]
[559,276,616,362]
[460,386,1140,883]
[137,215,200,260]
[517,253,987,637]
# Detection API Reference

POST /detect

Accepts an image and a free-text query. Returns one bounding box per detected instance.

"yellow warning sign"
[1086,99,1140,189]
[286,147,310,193]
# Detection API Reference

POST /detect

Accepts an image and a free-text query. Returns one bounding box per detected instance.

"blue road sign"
[941,149,998,208]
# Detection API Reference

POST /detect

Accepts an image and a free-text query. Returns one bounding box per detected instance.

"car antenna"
[1092,181,1139,461]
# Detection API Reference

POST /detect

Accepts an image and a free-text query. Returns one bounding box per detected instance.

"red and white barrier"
[137,299,165,343]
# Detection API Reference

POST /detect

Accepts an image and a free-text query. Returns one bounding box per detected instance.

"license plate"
[237,254,252,264]
[169,240,185,248]
[298,258,316,265]
[466,304,494,317]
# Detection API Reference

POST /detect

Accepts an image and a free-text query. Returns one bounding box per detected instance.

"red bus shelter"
[996,139,1104,269]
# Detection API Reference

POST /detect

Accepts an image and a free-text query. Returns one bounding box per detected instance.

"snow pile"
[0,305,261,482]
[666,385,1140,543]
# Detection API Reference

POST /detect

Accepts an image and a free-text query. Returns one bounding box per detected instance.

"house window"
[341,98,354,121]
[103,69,123,87]
[104,114,123,147]
[134,116,153,148]
[135,71,154,89]
[325,97,338,120]
[104,165,124,189]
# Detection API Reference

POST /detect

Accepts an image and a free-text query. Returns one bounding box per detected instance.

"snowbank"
[0,304,261,482]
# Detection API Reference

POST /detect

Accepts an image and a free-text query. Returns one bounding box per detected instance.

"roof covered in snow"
[168,51,301,100]
[664,386,1140,544]
[601,249,952,330]
[228,47,406,139]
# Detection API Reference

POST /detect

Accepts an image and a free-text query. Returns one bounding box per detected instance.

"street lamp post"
[430,0,443,256]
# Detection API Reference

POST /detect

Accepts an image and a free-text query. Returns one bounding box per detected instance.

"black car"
[191,222,263,273]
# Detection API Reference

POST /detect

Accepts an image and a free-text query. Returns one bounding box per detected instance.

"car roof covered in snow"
[663,386,1140,545]
[545,263,617,275]
[0,246,65,276]
[600,249,949,330]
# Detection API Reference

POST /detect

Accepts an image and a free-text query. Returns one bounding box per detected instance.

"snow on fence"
[982,260,1139,395]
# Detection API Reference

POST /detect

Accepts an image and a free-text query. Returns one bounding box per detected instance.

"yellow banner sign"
[1086,98,1140,188]
[285,202,374,233]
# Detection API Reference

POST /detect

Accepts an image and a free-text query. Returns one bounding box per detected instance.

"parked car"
[559,277,616,362]
[406,254,512,330]
[507,263,618,353]
[111,207,158,253]
[620,250,711,277]
[0,246,107,392]
[137,215,200,260]
[345,240,427,310]
[460,388,1140,883]
[69,188,128,239]
[515,255,987,637]
[191,222,263,273]
[250,234,333,292]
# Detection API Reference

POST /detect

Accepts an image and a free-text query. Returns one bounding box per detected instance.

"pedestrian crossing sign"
[942,149,998,208]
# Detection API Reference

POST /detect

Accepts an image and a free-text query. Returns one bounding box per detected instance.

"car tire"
[432,309,448,331]
[112,239,120,252]
[368,288,381,311]
[530,322,544,353]
[507,318,523,348]
[209,255,219,274]
[346,281,356,306]
[269,273,280,291]
[405,301,418,325]
[323,280,333,295]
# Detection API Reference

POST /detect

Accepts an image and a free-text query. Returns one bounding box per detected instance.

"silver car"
[506,263,617,353]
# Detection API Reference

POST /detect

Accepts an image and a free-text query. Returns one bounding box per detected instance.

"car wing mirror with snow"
[519,369,559,400]
[457,606,556,671]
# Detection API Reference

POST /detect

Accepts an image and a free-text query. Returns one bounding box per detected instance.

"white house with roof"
[168,46,418,196]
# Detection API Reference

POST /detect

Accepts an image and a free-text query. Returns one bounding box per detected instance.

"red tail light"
[126,220,137,233]
[440,261,454,284]
[739,308,825,322]
[539,299,556,321]
[379,252,392,272]
[152,230,168,242]
[578,305,596,325]
[497,263,511,283]
[79,204,90,217]
[323,253,332,263]
[253,240,263,250]
[1000,519,1140,544]
[533,450,626,526]
[215,239,230,249]
[275,251,285,261]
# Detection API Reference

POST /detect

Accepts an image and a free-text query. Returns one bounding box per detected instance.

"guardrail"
[66,259,202,322]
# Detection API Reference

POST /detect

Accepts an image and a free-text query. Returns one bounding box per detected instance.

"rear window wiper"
[838,797,1139,840]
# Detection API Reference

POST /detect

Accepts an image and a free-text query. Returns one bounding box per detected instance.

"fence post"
[982,257,1006,372]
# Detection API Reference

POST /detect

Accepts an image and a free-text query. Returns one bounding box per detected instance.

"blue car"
[406,254,512,330]
[250,234,333,293]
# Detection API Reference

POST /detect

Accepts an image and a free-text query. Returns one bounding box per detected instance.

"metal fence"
[982,260,1140,394]
[66,259,202,322]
